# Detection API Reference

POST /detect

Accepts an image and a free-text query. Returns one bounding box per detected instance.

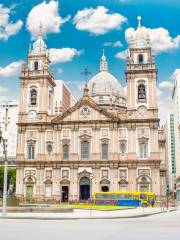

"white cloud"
[49,48,84,64]
[125,27,180,54]
[115,49,127,59]
[0,4,23,41]
[0,86,7,93]
[0,60,22,77]
[171,69,180,81]
[0,96,8,103]
[159,81,174,89]
[73,6,127,35]
[26,0,70,39]
[157,87,163,97]
[104,40,123,47]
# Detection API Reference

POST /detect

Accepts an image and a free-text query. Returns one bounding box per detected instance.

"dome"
[130,16,150,48]
[30,24,48,56]
[88,71,125,98]
[88,51,126,107]
[32,36,47,55]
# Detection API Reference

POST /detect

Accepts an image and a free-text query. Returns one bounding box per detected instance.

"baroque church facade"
[16,18,167,201]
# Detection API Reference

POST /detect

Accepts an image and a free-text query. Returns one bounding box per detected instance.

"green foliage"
[0,166,16,194]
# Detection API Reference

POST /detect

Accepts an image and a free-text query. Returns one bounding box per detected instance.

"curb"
[0,210,175,220]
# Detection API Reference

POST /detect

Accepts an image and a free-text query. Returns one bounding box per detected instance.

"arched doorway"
[101,186,109,192]
[61,186,69,202]
[79,177,90,200]
[137,176,151,192]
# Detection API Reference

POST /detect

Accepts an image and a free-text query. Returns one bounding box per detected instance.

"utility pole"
[0,103,10,216]
[0,129,8,215]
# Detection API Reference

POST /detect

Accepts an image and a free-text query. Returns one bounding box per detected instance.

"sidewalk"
[0,207,177,220]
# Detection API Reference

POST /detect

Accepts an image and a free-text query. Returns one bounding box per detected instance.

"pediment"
[52,94,119,123]
[100,179,110,185]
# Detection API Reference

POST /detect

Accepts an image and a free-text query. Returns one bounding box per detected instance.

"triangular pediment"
[52,94,119,123]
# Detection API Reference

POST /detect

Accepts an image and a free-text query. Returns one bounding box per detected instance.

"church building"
[15,17,166,201]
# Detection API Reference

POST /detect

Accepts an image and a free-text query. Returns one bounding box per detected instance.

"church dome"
[88,51,126,107]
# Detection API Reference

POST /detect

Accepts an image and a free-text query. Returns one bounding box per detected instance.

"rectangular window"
[27,145,35,159]
[81,141,89,160]
[102,144,108,160]
[139,143,148,159]
[63,145,69,160]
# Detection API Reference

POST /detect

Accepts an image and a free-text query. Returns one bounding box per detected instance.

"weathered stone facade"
[16,18,166,201]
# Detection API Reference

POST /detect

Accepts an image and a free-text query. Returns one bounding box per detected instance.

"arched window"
[30,89,37,106]
[63,144,69,160]
[81,141,89,160]
[27,145,35,159]
[120,142,127,156]
[34,61,39,70]
[138,54,144,64]
[138,84,146,101]
[139,142,148,159]
[102,143,108,160]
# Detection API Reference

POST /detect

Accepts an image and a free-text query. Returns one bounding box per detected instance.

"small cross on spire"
[81,68,91,86]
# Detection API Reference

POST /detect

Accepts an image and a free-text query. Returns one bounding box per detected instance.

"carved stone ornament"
[137,128,149,139]
[80,106,91,118]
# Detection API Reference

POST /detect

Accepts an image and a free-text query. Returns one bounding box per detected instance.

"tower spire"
[137,16,141,28]
[100,49,108,72]
[38,22,43,37]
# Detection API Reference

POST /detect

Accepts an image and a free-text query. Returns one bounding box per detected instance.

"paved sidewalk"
[0,207,177,220]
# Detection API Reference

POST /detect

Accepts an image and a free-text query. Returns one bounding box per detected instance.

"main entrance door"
[62,186,69,202]
[79,177,90,200]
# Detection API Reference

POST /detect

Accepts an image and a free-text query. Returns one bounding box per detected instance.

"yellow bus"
[94,191,155,207]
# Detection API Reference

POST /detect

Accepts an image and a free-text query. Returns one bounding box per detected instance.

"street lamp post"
[0,129,8,216]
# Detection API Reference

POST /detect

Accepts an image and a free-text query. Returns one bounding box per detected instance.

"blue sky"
[0,0,180,123]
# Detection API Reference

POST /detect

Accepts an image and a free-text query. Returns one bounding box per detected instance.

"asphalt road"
[0,209,179,240]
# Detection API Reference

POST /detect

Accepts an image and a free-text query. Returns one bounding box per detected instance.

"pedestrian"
[151,199,155,207]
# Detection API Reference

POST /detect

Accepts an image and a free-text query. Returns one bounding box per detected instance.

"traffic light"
[166,184,169,193]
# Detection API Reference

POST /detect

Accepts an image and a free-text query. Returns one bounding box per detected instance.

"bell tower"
[19,24,55,121]
[126,16,158,114]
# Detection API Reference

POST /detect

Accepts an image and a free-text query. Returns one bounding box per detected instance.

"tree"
[0,166,16,196]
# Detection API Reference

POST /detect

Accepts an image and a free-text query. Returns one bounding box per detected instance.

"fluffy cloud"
[73,6,127,35]
[0,96,8,103]
[0,4,23,41]
[115,49,127,59]
[156,87,163,97]
[104,41,123,47]
[159,81,174,89]
[0,86,7,93]
[0,61,22,77]
[171,69,180,81]
[125,27,180,54]
[49,48,84,64]
[26,0,70,39]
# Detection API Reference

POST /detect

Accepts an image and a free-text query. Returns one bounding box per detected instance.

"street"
[0,209,179,240]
